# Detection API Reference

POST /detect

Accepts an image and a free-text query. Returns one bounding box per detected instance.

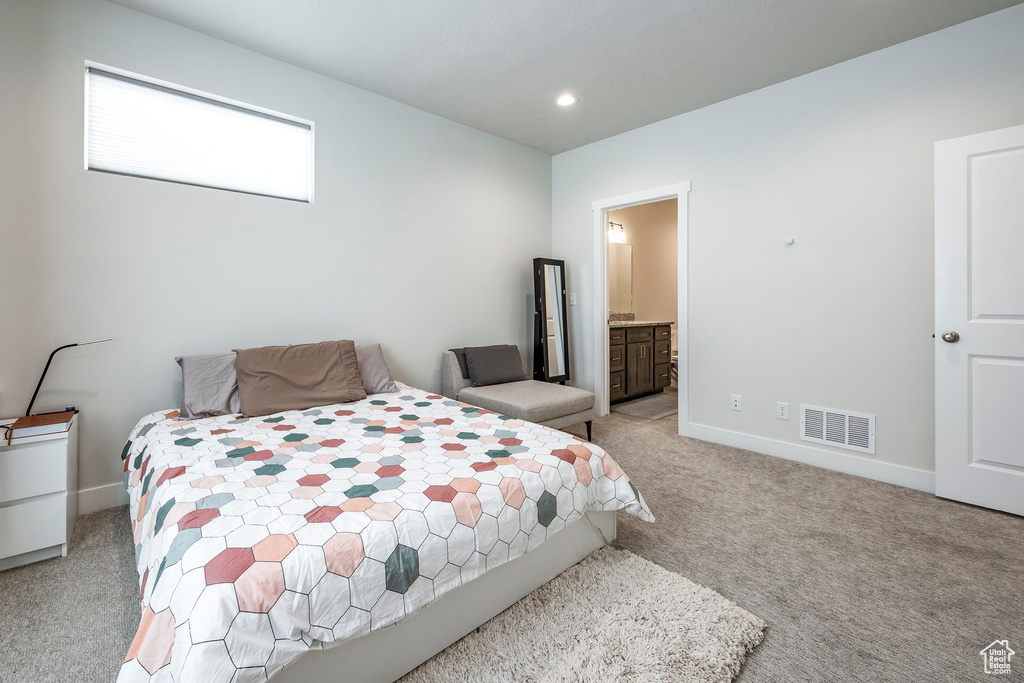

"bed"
[118,383,652,682]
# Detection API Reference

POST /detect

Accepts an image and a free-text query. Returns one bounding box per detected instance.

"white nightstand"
[0,414,79,571]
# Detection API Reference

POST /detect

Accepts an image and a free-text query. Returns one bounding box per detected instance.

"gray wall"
[552,5,1024,478]
[0,0,551,505]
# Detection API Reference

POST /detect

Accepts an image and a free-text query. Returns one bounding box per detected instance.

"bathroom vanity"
[609,321,673,402]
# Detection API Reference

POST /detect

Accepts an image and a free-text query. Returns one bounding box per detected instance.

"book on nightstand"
[4,411,75,442]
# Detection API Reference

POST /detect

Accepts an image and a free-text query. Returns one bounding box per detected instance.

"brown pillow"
[464,345,528,387]
[233,340,366,417]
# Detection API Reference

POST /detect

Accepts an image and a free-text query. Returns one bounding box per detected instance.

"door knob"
[941,331,960,343]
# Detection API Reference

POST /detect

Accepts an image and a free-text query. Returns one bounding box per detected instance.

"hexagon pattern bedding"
[118,384,653,682]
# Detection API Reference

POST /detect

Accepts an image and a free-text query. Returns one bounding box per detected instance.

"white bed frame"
[272,510,616,682]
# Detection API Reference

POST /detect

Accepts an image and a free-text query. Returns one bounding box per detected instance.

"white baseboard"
[683,422,936,494]
[77,482,129,514]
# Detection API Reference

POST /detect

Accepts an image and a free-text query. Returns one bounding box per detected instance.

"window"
[86,65,313,202]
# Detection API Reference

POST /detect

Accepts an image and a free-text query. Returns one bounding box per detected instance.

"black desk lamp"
[25,338,113,416]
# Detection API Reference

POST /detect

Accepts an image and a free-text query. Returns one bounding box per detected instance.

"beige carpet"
[0,507,138,683]
[402,546,765,683]
[562,414,1024,682]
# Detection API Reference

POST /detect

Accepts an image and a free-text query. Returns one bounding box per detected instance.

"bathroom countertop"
[609,320,675,329]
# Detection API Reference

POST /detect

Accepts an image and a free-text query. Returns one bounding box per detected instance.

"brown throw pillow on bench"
[464,345,528,387]
[234,340,366,416]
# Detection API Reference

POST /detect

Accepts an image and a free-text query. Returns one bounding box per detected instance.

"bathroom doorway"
[592,182,690,434]
[608,198,678,412]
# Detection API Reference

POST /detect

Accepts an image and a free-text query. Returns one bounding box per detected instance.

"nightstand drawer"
[0,496,66,558]
[0,439,66,505]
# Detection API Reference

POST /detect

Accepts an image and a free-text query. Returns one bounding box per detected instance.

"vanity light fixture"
[608,222,627,244]
[556,93,578,107]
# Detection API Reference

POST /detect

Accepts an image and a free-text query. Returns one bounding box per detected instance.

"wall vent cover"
[800,405,875,454]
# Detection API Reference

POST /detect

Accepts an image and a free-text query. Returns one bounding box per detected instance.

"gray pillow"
[355,343,399,394]
[176,353,241,419]
[464,345,528,387]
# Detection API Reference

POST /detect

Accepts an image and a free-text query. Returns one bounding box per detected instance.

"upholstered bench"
[441,349,595,440]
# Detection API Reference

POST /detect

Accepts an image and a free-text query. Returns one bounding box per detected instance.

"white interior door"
[935,123,1024,516]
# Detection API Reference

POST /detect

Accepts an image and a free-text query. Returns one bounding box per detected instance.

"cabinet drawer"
[609,371,626,400]
[0,440,66,505]
[0,495,66,559]
[654,363,672,389]
[609,344,625,372]
[609,328,626,345]
[655,326,671,342]
[654,340,671,365]
[626,326,653,343]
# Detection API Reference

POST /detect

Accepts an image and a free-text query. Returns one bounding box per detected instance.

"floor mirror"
[533,258,570,383]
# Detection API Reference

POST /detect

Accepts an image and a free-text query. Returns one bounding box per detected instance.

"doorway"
[591,182,690,434]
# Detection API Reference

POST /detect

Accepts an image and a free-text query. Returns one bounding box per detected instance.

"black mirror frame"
[533,257,571,384]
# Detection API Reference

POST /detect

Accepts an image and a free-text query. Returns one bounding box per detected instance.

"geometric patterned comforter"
[118,384,653,682]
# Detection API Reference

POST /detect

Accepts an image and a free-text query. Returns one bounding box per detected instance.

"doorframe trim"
[591,182,690,434]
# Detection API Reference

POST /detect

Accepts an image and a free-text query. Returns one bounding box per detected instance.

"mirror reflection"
[533,258,570,382]
[609,243,632,314]
[544,264,566,376]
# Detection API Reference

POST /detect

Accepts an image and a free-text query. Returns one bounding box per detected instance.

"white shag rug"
[401,546,766,682]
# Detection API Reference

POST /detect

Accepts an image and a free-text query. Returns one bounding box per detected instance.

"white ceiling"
[110,0,1022,154]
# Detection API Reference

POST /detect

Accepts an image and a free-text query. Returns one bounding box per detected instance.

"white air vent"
[800,405,875,454]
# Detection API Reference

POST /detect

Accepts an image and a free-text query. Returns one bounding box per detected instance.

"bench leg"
[585,420,592,441]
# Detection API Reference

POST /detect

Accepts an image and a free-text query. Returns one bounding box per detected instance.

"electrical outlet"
[569,293,577,306]
[777,402,789,420]
[731,394,741,411]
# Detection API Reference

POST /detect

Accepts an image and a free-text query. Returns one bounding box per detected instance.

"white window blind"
[86,66,313,202]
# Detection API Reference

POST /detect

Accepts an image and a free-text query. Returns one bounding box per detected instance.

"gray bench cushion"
[459,380,594,423]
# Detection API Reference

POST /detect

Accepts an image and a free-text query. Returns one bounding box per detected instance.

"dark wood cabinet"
[611,324,671,403]
[609,343,625,372]
[610,371,626,400]
[654,363,671,389]
[626,341,653,395]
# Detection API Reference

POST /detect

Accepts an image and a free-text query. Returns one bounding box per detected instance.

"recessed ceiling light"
[556,93,577,107]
